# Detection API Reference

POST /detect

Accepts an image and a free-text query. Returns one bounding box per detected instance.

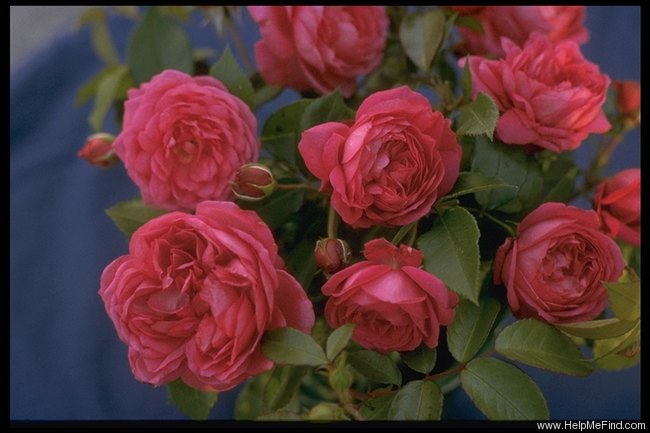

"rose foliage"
[79,6,640,421]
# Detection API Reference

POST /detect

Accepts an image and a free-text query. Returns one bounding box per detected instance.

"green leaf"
[262,327,328,367]
[592,323,641,371]
[604,279,640,321]
[417,206,481,304]
[460,56,472,103]
[359,395,395,420]
[495,319,594,376]
[471,136,544,214]
[88,65,129,131]
[326,324,356,361]
[455,92,499,140]
[443,171,516,201]
[348,350,402,386]
[126,7,193,85]
[455,15,484,34]
[387,380,443,420]
[400,345,437,374]
[461,358,549,420]
[307,403,350,420]
[299,90,355,132]
[76,65,120,107]
[540,152,579,203]
[167,379,218,420]
[209,46,254,108]
[262,366,307,411]
[239,189,304,230]
[234,374,269,420]
[556,318,638,340]
[78,8,120,66]
[328,352,354,393]
[399,9,446,72]
[447,298,500,362]
[105,198,167,240]
[254,84,283,109]
[261,99,312,166]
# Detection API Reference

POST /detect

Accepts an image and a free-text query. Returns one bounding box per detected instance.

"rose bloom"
[113,70,259,211]
[452,6,588,58]
[248,6,388,97]
[463,34,610,153]
[99,201,314,391]
[298,86,462,228]
[322,238,457,353]
[593,169,641,247]
[494,202,624,324]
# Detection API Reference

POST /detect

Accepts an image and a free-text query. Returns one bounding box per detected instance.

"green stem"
[327,204,339,239]
[391,222,417,245]
[276,183,320,193]
[227,18,255,74]
[465,207,516,237]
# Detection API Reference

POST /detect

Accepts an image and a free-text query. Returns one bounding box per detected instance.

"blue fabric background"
[10,6,641,420]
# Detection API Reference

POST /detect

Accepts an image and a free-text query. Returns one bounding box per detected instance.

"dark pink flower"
[494,202,624,324]
[99,201,314,391]
[248,6,388,97]
[298,86,461,228]
[322,238,457,353]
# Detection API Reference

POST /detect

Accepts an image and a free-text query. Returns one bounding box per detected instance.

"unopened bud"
[231,163,277,201]
[314,238,351,275]
[613,80,640,125]
[78,133,118,168]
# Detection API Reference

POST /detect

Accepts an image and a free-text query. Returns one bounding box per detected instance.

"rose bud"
[77,133,118,168]
[231,163,277,201]
[612,80,640,124]
[314,238,351,275]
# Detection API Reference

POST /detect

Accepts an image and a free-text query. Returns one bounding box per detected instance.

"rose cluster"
[84,5,639,420]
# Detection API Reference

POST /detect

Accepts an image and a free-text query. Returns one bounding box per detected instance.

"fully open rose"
[99,201,314,391]
[593,168,641,247]
[298,86,461,228]
[248,6,388,97]
[113,70,259,211]
[452,6,588,58]
[322,238,457,353]
[494,202,624,324]
[463,34,610,153]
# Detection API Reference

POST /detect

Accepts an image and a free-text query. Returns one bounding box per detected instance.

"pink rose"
[494,202,624,324]
[593,169,641,247]
[99,201,315,391]
[248,6,388,97]
[322,238,457,353]
[113,70,259,211]
[454,6,588,58]
[298,86,462,228]
[463,34,610,152]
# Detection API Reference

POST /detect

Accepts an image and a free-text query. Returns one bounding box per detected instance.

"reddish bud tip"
[77,133,119,168]
[613,80,641,122]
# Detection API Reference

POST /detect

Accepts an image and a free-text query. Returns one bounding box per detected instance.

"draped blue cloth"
[10,7,640,420]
